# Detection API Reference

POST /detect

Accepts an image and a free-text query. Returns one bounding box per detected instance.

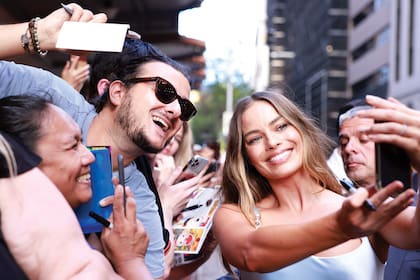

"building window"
[395,0,401,81]
[351,27,389,61]
[353,2,374,27]
[352,65,389,97]
[409,0,415,76]
[374,0,387,10]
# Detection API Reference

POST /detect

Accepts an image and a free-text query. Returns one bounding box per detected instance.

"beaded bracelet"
[20,26,32,54]
[29,17,48,56]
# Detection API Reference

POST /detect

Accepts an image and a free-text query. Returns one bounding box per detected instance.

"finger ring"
[399,124,408,136]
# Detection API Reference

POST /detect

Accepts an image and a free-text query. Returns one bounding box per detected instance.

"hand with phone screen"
[200,160,221,187]
[155,155,209,218]
[100,183,153,279]
[338,98,414,196]
[175,155,209,183]
[153,156,215,212]
[357,95,420,174]
[352,95,420,278]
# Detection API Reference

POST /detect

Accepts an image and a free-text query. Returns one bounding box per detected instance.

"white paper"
[56,22,130,52]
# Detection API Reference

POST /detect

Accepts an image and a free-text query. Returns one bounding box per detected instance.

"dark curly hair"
[88,38,190,112]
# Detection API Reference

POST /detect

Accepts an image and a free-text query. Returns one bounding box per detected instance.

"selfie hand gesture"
[337,181,415,239]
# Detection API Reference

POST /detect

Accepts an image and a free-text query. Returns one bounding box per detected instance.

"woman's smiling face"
[241,100,303,181]
[35,104,95,208]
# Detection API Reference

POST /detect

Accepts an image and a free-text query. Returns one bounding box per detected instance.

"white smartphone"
[175,155,209,183]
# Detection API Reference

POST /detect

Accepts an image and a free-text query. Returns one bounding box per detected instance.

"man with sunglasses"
[89,39,216,279]
[0,38,196,279]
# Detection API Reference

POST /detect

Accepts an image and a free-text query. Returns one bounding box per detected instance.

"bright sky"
[179,0,265,84]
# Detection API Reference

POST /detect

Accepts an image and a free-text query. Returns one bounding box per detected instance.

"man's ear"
[108,80,127,106]
[97,79,110,97]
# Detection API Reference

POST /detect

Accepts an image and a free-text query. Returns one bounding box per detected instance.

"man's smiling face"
[116,61,191,154]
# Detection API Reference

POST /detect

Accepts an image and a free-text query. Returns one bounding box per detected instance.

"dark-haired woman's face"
[35,105,95,208]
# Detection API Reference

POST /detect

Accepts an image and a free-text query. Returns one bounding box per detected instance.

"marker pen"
[60,4,141,40]
[89,211,113,229]
[61,3,73,16]
[340,178,376,211]
[181,204,203,212]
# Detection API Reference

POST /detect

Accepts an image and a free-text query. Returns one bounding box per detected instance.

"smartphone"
[176,155,209,183]
[204,160,219,175]
[117,154,126,214]
[375,143,412,194]
[75,146,114,233]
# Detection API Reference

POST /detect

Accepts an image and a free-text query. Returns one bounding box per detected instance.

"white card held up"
[56,22,130,52]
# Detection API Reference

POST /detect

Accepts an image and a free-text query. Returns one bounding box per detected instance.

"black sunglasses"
[124,76,197,121]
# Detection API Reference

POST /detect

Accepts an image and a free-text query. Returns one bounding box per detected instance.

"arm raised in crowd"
[0,60,94,124]
[354,95,420,250]
[0,3,107,58]
[357,94,420,172]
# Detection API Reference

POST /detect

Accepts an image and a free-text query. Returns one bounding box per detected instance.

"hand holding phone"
[175,155,209,183]
[204,160,220,175]
[75,146,114,233]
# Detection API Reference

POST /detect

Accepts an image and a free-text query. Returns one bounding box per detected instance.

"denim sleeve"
[0,60,95,126]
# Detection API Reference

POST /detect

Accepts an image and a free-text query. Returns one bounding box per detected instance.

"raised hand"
[100,184,153,279]
[61,55,90,92]
[357,95,420,171]
[38,3,107,51]
[336,180,415,239]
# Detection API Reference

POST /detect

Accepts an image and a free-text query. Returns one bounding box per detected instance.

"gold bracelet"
[29,17,48,56]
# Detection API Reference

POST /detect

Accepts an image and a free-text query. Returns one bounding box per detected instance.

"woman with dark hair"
[0,132,120,279]
[0,95,153,279]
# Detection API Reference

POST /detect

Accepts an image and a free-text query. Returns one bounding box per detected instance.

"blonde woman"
[213,91,420,279]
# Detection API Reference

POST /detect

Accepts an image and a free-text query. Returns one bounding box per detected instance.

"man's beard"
[131,129,162,154]
[116,97,169,154]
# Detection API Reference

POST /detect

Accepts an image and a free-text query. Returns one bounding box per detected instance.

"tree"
[191,79,253,145]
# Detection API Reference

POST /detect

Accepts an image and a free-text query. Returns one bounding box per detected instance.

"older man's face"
[338,116,376,188]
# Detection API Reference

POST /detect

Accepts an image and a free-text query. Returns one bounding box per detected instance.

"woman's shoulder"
[217,203,241,212]
[214,203,247,223]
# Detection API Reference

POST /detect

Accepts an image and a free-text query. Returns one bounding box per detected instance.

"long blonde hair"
[0,134,17,177]
[222,91,342,226]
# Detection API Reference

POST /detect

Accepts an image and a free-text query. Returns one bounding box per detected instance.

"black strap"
[135,155,170,248]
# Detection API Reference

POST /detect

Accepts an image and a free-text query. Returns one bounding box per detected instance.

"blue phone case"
[74,146,114,233]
